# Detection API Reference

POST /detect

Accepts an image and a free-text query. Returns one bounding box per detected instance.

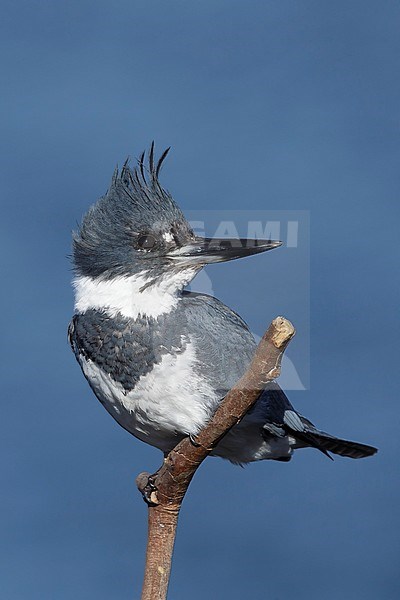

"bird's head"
[73,144,281,295]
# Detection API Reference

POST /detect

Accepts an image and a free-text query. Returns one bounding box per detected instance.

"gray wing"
[179,291,257,397]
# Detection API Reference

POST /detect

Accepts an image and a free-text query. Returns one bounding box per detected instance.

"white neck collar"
[73,268,198,320]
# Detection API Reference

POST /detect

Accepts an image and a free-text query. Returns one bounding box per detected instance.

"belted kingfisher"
[69,144,377,463]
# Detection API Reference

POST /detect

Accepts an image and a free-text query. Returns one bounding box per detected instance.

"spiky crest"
[113,143,172,202]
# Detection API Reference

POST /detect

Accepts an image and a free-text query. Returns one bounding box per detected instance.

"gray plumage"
[70,308,187,392]
[73,147,193,280]
[70,292,254,399]
[69,144,377,463]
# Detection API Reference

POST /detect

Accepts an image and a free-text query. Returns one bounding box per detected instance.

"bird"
[69,144,377,464]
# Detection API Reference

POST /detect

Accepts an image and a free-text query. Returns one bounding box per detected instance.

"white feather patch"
[78,341,218,451]
[73,268,198,319]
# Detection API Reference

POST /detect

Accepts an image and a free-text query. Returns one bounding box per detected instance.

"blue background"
[1,1,399,598]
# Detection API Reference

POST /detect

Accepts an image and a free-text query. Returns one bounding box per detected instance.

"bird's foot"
[135,471,160,506]
[189,433,201,447]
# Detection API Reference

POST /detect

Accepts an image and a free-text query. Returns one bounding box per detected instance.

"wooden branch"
[136,316,295,600]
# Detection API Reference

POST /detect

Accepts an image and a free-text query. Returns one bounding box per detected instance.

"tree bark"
[137,316,295,600]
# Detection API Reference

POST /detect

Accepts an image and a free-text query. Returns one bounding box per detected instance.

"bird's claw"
[135,471,160,506]
[189,433,201,447]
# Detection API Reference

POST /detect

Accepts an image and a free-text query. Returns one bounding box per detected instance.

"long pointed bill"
[167,236,282,265]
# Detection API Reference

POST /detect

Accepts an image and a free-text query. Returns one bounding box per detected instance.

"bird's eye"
[170,227,180,246]
[137,234,156,250]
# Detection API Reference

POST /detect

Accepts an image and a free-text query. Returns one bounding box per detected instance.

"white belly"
[79,341,219,451]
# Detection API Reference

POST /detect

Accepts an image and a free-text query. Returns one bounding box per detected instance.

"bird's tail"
[294,426,377,459]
